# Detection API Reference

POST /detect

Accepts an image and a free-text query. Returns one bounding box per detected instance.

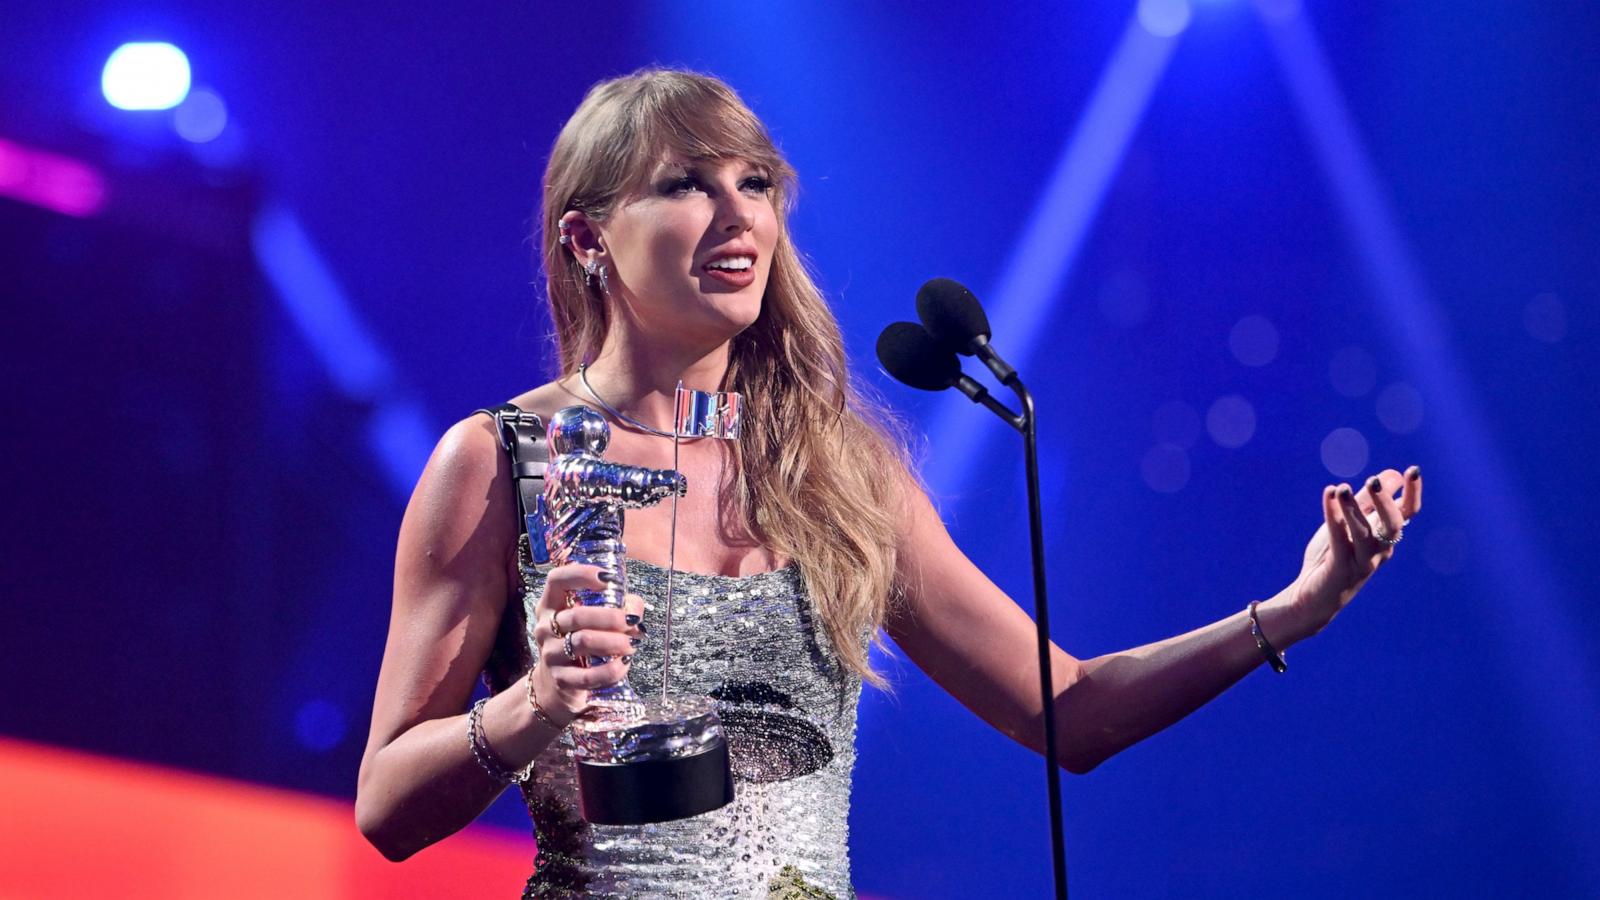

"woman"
[356,69,1423,898]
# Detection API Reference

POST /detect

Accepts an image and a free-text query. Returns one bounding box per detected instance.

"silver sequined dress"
[514,558,863,899]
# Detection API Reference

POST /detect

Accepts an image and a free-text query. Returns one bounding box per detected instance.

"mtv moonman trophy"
[542,388,741,825]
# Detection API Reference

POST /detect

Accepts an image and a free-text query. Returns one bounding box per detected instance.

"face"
[581,156,780,350]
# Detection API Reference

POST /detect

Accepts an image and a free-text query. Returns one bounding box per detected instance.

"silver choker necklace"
[578,363,693,440]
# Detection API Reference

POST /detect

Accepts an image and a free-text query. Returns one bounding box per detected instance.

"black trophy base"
[575,738,735,825]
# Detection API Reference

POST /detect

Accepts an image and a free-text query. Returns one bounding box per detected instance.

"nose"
[715,191,756,235]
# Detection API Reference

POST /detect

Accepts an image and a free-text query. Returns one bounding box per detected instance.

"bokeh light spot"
[294,699,347,753]
[1375,382,1425,434]
[1320,427,1370,478]
[173,87,228,143]
[1523,293,1566,344]
[102,42,192,111]
[1328,345,1378,398]
[1206,394,1256,448]
[1152,400,1201,448]
[1228,315,1279,367]
[1141,443,1191,493]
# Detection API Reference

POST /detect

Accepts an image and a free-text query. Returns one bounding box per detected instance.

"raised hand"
[1287,465,1423,632]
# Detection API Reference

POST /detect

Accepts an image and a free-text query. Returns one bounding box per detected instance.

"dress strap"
[474,404,550,692]
[474,403,551,566]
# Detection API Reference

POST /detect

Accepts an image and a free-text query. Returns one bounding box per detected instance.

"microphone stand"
[955,364,1068,899]
[1014,377,1067,900]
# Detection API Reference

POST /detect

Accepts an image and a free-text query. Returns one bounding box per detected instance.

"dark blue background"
[3,2,1596,895]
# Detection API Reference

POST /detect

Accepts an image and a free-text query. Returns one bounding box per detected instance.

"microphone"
[915,278,1017,385]
[875,321,1023,429]
[883,280,1069,898]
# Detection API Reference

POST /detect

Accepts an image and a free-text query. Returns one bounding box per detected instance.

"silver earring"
[598,264,610,296]
[583,260,597,288]
[557,220,572,246]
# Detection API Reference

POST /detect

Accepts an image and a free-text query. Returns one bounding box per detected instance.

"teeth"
[706,255,754,271]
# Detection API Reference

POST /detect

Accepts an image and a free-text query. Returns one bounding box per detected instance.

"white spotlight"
[102,42,192,111]
[1138,0,1192,37]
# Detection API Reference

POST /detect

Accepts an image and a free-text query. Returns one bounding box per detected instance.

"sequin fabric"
[515,558,862,899]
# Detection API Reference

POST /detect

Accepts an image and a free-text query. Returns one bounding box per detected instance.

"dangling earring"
[584,259,598,289]
[598,264,611,296]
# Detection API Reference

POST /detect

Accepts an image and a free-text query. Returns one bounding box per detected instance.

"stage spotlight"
[1137,0,1192,37]
[102,42,192,111]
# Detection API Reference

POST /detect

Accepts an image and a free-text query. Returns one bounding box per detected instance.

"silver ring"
[562,632,578,662]
[1374,527,1403,547]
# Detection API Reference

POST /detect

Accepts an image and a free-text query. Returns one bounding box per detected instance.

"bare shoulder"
[506,377,587,423]
[402,379,579,564]
[399,412,516,579]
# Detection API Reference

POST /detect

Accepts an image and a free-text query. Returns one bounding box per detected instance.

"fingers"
[1364,474,1405,552]
[536,564,605,615]
[1400,465,1423,520]
[1350,468,1402,516]
[540,625,635,664]
[546,657,629,690]
[1335,484,1372,542]
[536,604,632,638]
[1323,485,1356,562]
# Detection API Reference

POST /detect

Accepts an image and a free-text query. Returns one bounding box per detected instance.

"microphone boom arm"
[955,374,1025,431]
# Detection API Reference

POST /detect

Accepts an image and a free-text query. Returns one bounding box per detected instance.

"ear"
[559,212,607,268]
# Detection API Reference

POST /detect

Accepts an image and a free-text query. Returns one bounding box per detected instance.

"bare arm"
[887,467,1423,774]
[354,415,634,860]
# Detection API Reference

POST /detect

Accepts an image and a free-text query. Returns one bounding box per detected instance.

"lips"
[700,250,759,288]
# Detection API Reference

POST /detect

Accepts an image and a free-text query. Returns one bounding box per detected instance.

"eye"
[658,176,701,196]
[741,175,774,194]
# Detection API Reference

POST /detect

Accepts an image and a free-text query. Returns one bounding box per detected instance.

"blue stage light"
[102,42,191,111]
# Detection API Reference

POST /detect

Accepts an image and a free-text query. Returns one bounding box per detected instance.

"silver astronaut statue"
[542,405,735,825]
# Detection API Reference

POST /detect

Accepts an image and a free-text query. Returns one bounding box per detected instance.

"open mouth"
[701,254,757,287]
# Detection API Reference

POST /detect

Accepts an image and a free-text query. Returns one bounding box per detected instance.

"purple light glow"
[0,138,109,218]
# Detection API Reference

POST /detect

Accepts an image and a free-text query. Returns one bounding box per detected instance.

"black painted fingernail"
[597,570,617,584]
[1368,477,1382,492]
[622,655,634,665]
[636,621,649,635]
[624,614,640,626]
[1409,466,1421,478]
[630,637,643,648]
[1338,485,1353,499]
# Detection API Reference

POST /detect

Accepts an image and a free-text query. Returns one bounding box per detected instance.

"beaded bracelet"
[1248,601,1287,674]
[466,698,535,784]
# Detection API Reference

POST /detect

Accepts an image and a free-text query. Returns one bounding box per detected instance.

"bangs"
[617,75,795,196]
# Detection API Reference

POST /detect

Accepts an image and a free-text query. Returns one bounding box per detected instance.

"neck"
[581,327,733,433]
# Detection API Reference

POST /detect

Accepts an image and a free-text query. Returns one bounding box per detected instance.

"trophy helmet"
[547,405,610,456]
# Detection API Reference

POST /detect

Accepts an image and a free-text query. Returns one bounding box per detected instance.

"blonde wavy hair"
[539,68,911,686]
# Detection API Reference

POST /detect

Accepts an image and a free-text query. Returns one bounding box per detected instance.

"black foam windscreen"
[915,277,991,356]
[875,321,960,391]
